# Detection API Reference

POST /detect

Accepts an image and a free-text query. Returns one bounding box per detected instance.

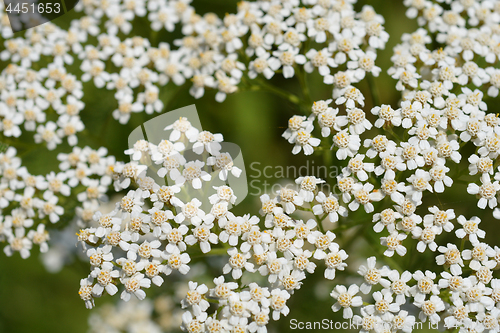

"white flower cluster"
[78,116,500,333]
[340,249,500,331]
[0,0,388,146]
[0,145,119,262]
[77,118,351,331]
[1,0,500,331]
[283,1,500,219]
[0,58,85,149]
[277,0,500,331]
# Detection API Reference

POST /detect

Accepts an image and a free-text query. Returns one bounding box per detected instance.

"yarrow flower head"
[2,0,500,332]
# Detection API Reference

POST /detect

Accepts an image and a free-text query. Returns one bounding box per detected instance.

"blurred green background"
[1,0,498,332]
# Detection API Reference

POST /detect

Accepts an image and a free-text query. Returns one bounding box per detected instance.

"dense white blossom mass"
[1,0,500,332]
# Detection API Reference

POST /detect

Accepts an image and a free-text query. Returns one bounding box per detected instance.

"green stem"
[366,73,380,107]
[297,67,312,105]
[251,79,302,107]
[309,202,325,233]
[189,246,229,259]
[323,147,334,186]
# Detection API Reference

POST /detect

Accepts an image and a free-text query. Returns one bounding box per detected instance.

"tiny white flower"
[331,284,363,319]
